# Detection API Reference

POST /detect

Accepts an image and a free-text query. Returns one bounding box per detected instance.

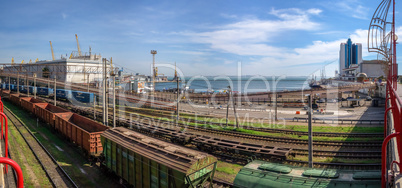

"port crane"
[49,41,55,60]
[75,34,82,56]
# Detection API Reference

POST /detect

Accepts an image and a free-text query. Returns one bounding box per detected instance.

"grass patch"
[215,161,243,183]
[7,116,52,187]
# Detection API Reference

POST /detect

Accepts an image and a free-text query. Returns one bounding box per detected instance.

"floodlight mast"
[151,50,157,95]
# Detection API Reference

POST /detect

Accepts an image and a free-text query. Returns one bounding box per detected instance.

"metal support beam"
[113,75,116,128]
[102,58,107,126]
[308,95,313,168]
[176,76,179,121]
[34,73,36,99]
[17,73,19,94]
[26,72,29,97]
[54,76,57,106]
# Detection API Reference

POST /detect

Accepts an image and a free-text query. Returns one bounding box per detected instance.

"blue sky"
[0,0,401,77]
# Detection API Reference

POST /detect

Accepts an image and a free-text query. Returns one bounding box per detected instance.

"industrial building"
[2,54,104,84]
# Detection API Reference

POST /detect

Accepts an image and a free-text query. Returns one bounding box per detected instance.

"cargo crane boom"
[75,34,82,56]
[49,41,55,60]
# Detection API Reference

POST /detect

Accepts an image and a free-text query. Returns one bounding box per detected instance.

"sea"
[155,76,311,93]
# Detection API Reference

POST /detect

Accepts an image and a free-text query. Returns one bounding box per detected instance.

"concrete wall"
[360,63,386,78]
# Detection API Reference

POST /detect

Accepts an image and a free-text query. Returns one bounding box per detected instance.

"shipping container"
[56,89,72,100]
[19,85,27,93]
[34,103,71,128]
[5,84,15,91]
[72,91,94,103]
[28,86,37,95]
[20,97,44,113]
[55,113,108,156]
[37,87,54,96]
[102,127,217,188]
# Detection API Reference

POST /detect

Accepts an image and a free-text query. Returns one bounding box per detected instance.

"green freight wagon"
[233,160,381,188]
[102,127,217,188]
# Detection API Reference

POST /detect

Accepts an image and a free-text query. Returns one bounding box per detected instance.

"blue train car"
[72,91,94,103]
[19,85,27,93]
[6,84,16,91]
[56,89,72,100]
[37,87,54,96]
[28,86,37,94]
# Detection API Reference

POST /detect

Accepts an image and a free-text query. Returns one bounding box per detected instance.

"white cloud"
[183,8,321,57]
[327,0,370,20]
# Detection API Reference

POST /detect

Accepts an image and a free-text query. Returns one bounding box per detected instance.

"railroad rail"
[101,104,384,138]
[4,106,78,188]
[28,93,384,139]
[293,117,384,125]
[12,94,382,168]
[213,178,233,188]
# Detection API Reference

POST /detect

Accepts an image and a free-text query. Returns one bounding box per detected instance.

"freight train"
[2,84,93,103]
[4,90,217,187]
[1,83,176,111]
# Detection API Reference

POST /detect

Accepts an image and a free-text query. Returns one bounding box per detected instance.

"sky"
[0,0,401,77]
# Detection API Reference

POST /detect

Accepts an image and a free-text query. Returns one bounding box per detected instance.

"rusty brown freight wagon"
[55,113,108,156]
[35,103,71,128]
[1,90,10,99]
[9,94,21,105]
[20,97,44,113]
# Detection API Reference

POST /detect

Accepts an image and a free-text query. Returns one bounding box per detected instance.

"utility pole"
[87,74,90,92]
[308,95,313,168]
[102,58,107,126]
[112,73,116,128]
[231,89,239,128]
[176,62,179,122]
[54,75,57,106]
[151,50,157,96]
[26,72,29,97]
[17,72,19,94]
[34,73,36,99]
[226,86,231,127]
[275,93,278,121]
[94,95,96,120]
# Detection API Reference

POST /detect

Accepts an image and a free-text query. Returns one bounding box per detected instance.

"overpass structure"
[367,0,402,187]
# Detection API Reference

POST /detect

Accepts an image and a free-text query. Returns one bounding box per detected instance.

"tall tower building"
[339,38,362,76]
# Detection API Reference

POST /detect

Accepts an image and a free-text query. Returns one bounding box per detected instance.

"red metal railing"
[0,157,23,188]
[380,0,400,187]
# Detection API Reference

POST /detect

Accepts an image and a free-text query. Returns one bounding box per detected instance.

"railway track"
[65,103,383,148]
[33,95,383,168]
[213,178,233,188]
[4,106,78,188]
[106,105,384,138]
[292,149,381,159]
[36,95,384,139]
[213,150,381,170]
